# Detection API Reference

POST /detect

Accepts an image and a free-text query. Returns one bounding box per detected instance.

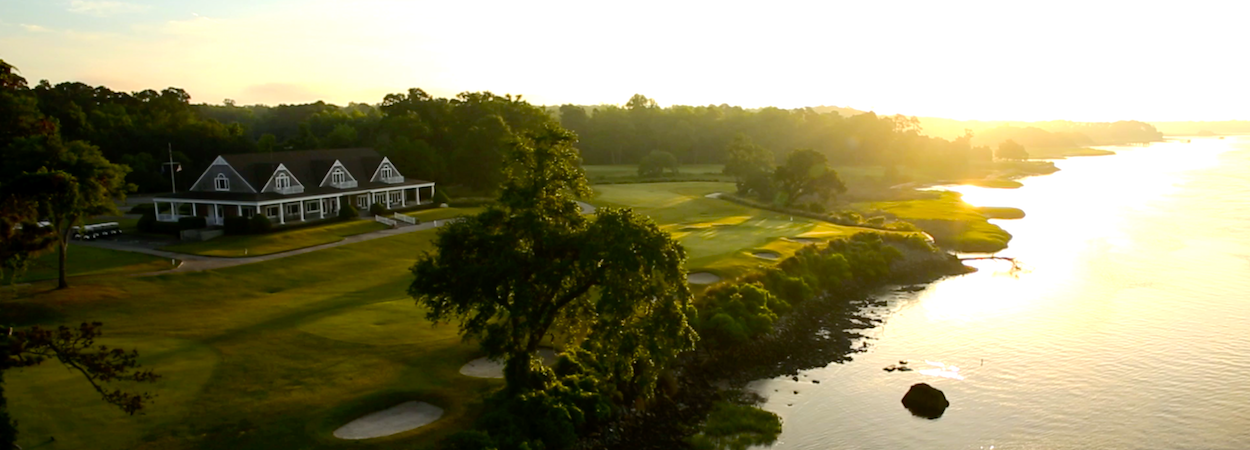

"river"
[750,136,1250,449]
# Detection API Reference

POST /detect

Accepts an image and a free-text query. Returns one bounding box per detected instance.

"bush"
[128,203,155,215]
[432,189,451,205]
[223,217,250,235]
[137,212,156,232]
[637,151,680,177]
[249,214,272,234]
[338,202,359,220]
[369,203,387,216]
[178,216,207,230]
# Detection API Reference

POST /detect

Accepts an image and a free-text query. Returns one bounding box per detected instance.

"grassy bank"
[160,219,388,257]
[860,191,1020,253]
[404,206,487,222]
[4,228,497,450]
[8,244,172,284]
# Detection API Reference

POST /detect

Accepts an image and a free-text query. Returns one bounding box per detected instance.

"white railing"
[380,175,405,184]
[331,180,358,189]
[374,215,398,227]
[275,185,305,195]
[392,213,416,225]
[157,214,177,222]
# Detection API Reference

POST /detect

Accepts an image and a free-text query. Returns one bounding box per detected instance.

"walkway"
[78,201,598,275]
[77,218,457,275]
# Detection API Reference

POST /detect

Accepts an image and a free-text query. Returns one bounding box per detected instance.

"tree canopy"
[637,150,680,177]
[996,139,1029,160]
[408,125,696,394]
[773,149,846,207]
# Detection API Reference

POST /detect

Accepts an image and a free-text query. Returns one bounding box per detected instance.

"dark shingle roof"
[221,148,385,189]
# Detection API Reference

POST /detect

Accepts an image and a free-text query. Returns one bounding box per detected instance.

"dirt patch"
[333,401,444,440]
[752,252,781,260]
[687,272,721,285]
[786,237,821,244]
[459,348,559,379]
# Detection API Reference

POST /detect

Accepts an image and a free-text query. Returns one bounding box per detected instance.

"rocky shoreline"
[578,250,970,450]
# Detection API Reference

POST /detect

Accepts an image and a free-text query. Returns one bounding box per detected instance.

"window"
[307,200,319,212]
[357,195,368,208]
[266,206,279,217]
[332,168,345,184]
[286,204,299,215]
[214,173,230,191]
[275,172,290,190]
[381,165,393,179]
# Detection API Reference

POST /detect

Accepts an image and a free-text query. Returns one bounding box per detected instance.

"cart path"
[78,201,597,275]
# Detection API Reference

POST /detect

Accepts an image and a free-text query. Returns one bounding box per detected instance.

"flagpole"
[168,143,176,193]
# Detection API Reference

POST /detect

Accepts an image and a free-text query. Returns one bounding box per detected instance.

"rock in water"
[901,383,949,419]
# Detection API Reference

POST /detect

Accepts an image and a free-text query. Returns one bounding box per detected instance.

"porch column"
[237,205,243,216]
[320,199,326,219]
[279,203,285,225]
[171,202,179,220]
[298,201,305,222]
[400,189,406,207]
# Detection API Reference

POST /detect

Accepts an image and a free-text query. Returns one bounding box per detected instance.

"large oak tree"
[408,125,696,393]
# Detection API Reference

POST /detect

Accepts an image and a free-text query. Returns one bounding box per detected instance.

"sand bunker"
[787,237,821,244]
[752,251,780,260]
[460,348,558,379]
[687,272,721,285]
[333,401,444,440]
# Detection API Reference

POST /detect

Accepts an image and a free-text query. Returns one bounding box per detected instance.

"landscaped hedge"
[249,214,272,233]
[433,189,452,205]
[368,203,387,216]
[223,217,250,235]
[338,202,359,220]
[178,216,207,230]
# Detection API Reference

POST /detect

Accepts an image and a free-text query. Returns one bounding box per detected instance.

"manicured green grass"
[582,164,731,184]
[10,244,173,283]
[860,191,1016,253]
[404,207,487,223]
[592,182,893,280]
[159,219,389,257]
[4,228,497,450]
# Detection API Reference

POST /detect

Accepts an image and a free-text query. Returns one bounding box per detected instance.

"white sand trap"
[787,237,821,244]
[687,272,721,285]
[333,401,443,440]
[459,348,558,379]
[752,252,780,260]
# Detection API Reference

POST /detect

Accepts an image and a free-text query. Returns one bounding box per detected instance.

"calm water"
[750,136,1250,449]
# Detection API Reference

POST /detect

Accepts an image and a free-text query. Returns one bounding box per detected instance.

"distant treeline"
[919,117,1164,147]
[27,79,1166,195]
[556,95,994,175]
[1149,121,1250,136]
[30,82,555,193]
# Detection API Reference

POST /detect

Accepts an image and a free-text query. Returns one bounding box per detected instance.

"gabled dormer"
[370,157,404,184]
[261,163,305,195]
[319,160,358,189]
[189,156,257,193]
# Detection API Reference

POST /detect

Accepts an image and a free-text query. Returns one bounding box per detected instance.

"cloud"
[67,0,148,17]
[20,24,51,32]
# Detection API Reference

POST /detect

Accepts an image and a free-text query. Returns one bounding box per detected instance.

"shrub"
[249,214,272,233]
[223,217,250,235]
[369,203,387,216]
[338,202,358,220]
[637,151,680,177]
[137,212,156,232]
[177,216,207,230]
[688,402,782,450]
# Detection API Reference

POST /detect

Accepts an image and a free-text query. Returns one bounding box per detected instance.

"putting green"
[299,299,460,347]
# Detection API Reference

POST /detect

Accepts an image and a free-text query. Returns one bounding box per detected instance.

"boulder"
[901,383,949,419]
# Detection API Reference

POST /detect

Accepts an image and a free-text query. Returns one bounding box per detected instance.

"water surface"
[751,136,1250,449]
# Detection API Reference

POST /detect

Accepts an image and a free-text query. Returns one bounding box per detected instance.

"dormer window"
[381,165,393,179]
[332,168,345,184]
[214,173,230,191]
[275,172,290,190]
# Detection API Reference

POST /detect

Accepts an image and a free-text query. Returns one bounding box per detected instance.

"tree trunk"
[57,238,68,290]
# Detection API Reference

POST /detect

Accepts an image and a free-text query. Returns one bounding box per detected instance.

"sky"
[1,0,1246,122]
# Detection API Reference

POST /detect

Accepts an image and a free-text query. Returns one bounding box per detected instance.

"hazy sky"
[2,0,1245,121]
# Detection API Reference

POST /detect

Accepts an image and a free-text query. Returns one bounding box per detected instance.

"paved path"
[77,218,457,275]
[79,201,598,276]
